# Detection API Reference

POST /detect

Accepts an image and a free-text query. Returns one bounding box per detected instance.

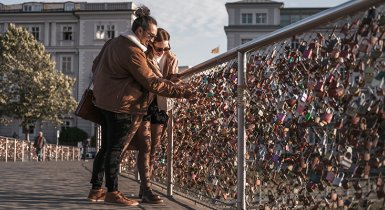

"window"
[96,25,105,39]
[96,24,115,40]
[23,5,32,11]
[64,3,75,11]
[61,120,71,131]
[63,26,73,40]
[34,4,42,11]
[241,13,253,24]
[61,56,72,73]
[255,13,267,24]
[241,39,252,44]
[31,26,40,40]
[23,4,42,12]
[106,25,115,39]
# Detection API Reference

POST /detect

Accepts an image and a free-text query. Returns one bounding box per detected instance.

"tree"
[59,127,88,146]
[0,24,77,140]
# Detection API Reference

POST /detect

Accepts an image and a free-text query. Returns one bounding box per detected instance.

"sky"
[1,0,349,67]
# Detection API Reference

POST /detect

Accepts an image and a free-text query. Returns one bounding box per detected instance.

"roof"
[228,0,283,4]
[238,0,281,3]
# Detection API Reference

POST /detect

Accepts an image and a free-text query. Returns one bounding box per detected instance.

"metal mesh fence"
[121,3,385,209]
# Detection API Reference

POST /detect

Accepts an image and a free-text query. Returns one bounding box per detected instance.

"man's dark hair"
[132,6,157,32]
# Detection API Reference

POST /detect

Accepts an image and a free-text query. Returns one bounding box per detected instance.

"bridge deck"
[0,161,211,210]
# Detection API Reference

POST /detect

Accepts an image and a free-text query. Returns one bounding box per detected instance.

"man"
[87,6,194,206]
[33,131,46,162]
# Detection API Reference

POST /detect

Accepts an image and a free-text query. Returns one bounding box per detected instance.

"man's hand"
[180,83,195,99]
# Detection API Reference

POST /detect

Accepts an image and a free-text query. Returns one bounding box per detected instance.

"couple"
[87,6,193,206]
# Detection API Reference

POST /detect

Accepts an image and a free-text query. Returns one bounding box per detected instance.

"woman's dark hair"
[154,28,170,42]
[132,5,157,32]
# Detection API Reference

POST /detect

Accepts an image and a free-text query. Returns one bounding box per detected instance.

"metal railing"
[180,0,385,79]
[121,0,385,209]
[0,136,81,162]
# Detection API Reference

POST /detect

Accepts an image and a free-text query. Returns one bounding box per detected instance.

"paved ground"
[0,160,213,210]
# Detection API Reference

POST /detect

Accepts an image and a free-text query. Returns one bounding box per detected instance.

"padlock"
[331,190,337,201]
[340,147,353,169]
[342,179,351,190]
[371,42,382,60]
[363,163,371,179]
[340,44,350,58]
[298,40,307,53]
[256,178,261,186]
[300,90,308,103]
[364,150,370,161]
[371,71,385,88]
[332,172,345,187]
[320,108,334,126]
[326,171,336,183]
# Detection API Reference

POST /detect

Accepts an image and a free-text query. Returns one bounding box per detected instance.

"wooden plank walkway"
[0,161,212,210]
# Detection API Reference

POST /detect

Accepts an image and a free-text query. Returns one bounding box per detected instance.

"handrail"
[0,136,81,162]
[180,0,384,79]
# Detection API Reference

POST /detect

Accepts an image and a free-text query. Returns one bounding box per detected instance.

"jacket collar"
[120,30,147,52]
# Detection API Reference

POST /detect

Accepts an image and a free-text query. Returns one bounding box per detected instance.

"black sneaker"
[142,189,163,204]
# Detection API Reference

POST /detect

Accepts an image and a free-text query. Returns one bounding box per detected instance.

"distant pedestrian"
[33,131,46,162]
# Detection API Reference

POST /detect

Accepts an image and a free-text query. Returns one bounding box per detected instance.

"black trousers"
[90,108,142,192]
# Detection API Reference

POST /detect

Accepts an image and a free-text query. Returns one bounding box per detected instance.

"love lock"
[332,172,345,187]
[340,146,353,170]
[320,107,334,126]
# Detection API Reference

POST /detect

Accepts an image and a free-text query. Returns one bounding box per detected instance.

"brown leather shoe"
[87,188,105,202]
[105,191,139,206]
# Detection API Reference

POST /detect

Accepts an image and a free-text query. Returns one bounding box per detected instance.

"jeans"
[90,108,142,192]
[36,148,43,161]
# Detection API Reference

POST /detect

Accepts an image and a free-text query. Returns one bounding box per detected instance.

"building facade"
[225,0,328,50]
[0,1,135,143]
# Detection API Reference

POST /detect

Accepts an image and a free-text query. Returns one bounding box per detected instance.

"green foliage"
[0,24,77,128]
[59,127,88,146]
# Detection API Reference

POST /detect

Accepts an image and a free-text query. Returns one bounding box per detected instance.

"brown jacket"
[148,50,179,111]
[160,51,179,78]
[92,35,187,115]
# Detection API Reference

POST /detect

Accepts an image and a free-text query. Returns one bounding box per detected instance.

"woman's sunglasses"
[153,46,171,52]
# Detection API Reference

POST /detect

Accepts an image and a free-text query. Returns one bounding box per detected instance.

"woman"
[147,28,179,178]
[126,28,179,204]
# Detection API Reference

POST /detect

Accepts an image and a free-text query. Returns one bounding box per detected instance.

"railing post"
[4,138,8,162]
[135,152,140,181]
[61,146,63,161]
[21,140,24,162]
[14,139,16,162]
[49,145,51,161]
[55,145,58,161]
[27,135,31,162]
[237,51,246,210]
[72,147,75,161]
[167,109,174,197]
[43,145,45,162]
